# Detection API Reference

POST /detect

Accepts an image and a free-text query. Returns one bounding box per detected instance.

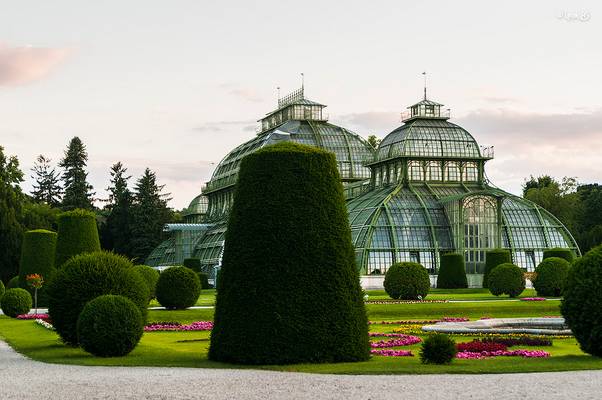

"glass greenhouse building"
[146,90,580,285]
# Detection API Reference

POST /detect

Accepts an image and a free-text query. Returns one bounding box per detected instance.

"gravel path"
[1,341,602,399]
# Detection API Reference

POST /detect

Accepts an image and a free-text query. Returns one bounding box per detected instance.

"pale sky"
[1,0,601,208]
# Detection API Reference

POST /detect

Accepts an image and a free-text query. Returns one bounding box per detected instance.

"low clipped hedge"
[436,253,468,289]
[7,276,19,289]
[156,266,201,309]
[46,251,149,345]
[133,265,160,300]
[77,295,144,357]
[561,245,602,356]
[18,229,57,307]
[543,248,574,263]
[1,288,32,318]
[183,258,202,273]
[420,334,457,364]
[483,249,511,288]
[488,263,525,297]
[384,262,430,300]
[55,209,101,267]
[532,257,570,297]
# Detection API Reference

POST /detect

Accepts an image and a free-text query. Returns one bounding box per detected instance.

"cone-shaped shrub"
[384,262,431,299]
[543,248,574,263]
[18,229,57,306]
[55,209,100,267]
[155,266,201,309]
[209,142,369,365]
[488,263,525,297]
[77,295,144,357]
[1,288,32,318]
[532,257,570,297]
[183,258,202,273]
[483,249,511,288]
[436,253,468,289]
[561,245,602,356]
[46,251,149,345]
[133,265,160,300]
[7,276,19,289]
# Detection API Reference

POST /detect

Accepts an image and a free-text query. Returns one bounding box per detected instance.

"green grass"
[366,288,545,301]
[1,288,601,374]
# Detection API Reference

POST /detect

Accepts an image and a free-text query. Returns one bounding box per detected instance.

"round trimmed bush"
[18,229,57,306]
[532,257,570,297]
[55,209,101,267]
[1,288,32,318]
[183,258,202,273]
[561,245,602,356]
[7,276,19,289]
[543,248,574,263]
[488,263,526,297]
[483,249,511,288]
[209,142,369,365]
[436,253,468,289]
[46,251,149,345]
[420,334,457,364]
[133,265,160,300]
[198,272,211,289]
[384,262,430,300]
[156,266,201,309]
[77,295,144,357]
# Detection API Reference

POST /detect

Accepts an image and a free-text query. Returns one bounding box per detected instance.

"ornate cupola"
[258,86,328,133]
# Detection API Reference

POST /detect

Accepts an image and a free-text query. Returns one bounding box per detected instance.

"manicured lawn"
[1,289,601,374]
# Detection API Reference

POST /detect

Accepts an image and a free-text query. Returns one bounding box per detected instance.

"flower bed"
[370,317,469,325]
[35,319,54,331]
[370,349,414,357]
[144,321,213,332]
[520,297,547,301]
[370,336,422,348]
[457,341,507,353]
[480,336,553,347]
[365,300,448,305]
[17,313,50,321]
[457,350,550,359]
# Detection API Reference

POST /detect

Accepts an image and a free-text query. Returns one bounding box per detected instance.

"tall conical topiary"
[18,229,57,306]
[437,253,468,289]
[55,209,100,267]
[209,142,370,365]
[483,249,511,288]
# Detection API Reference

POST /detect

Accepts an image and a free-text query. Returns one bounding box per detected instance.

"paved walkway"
[1,341,602,399]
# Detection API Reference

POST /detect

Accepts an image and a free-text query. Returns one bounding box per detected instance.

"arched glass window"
[463,162,478,182]
[426,161,442,181]
[463,196,498,274]
[409,161,424,181]
[445,161,460,181]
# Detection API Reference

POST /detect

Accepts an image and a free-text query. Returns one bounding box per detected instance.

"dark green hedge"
[561,245,602,356]
[483,249,511,288]
[46,251,149,345]
[7,276,19,289]
[183,258,202,273]
[1,288,32,318]
[488,263,525,297]
[384,262,431,300]
[77,295,144,357]
[420,334,457,364]
[133,265,160,300]
[532,257,570,297]
[543,248,574,263]
[155,266,201,309]
[209,142,369,365]
[18,229,57,307]
[55,209,101,267]
[0,280,4,300]
[197,272,211,289]
[436,253,468,289]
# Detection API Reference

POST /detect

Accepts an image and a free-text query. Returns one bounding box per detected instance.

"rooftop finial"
[422,71,427,100]
[277,86,281,104]
[301,72,305,91]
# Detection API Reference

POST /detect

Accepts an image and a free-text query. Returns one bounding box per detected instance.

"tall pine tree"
[103,162,133,257]
[59,137,94,210]
[31,155,62,207]
[130,168,172,263]
[0,146,25,283]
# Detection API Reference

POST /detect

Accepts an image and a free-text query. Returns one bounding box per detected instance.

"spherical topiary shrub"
[18,229,57,306]
[543,248,574,263]
[209,142,370,365]
[483,249,511,288]
[436,253,468,289]
[420,334,457,364]
[133,265,160,300]
[488,263,526,297]
[77,295,144,357]
[7,276,19,289]
[532,257,571,297]
[384,262,430,300]
[155,266,201,310]
[1,288,32,318]
[197,272,211,289]
[55,209,101,267]
[183,258,202,273]
[561,245,602,356]
[46,251,149,345]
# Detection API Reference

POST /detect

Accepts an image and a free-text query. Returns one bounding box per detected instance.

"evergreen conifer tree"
[104,162,133,257]
[59,137,94,210]
[31,155,62,207]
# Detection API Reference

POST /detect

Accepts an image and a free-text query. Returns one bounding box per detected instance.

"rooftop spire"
[422,71,427,100]
[301,72,305,90]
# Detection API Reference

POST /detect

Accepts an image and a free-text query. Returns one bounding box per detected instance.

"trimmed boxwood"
[155,266,201,309]
[384,262,431,300]
[133,265,160,300]
[0,280,4,300]
[436,253,468,289]
[483,249,511,288]
[561,245,602,356]
[209,142,369,365]
[183,258,202,273]
[18,229,57,307]
[55,209,101,267]
[1,288,32,318]
[543,248,574,263]
[46,251,149,345]
[420,334,457,364]
[488,263,526,297]
[198,272,211,289]
[532,257,570,297]
[7,276,19,289]
[77,295,144,357]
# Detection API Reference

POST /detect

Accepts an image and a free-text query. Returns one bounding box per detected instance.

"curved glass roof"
[376,119,482,161]
[183,194,208,218]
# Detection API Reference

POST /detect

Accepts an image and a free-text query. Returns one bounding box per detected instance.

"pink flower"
[370,336,422,348]
[371,349,414,357]
[456,349,550,359]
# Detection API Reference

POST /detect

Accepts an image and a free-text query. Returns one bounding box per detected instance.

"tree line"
[0,137,178,282]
